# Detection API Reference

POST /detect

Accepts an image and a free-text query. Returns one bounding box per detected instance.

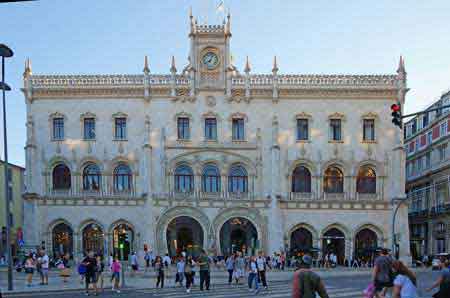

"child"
[111,256,121,293]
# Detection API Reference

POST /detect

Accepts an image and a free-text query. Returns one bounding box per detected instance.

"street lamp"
[391,196,408,260]
[0,43,13,291]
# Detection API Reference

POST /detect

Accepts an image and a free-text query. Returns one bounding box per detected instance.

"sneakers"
[116,290,121,293]
[186,288,191,293]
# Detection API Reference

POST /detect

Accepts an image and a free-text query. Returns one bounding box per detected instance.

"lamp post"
[391,196,408,259]
[0,43,13,291]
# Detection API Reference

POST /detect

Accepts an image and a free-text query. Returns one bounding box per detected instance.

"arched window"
[174,165,194,192]
[324,166,343,193]
[228,165,248,193]
[52,164,71,190]
[83,163,101,191]
[202,164,220,193]
[292,166,311,193]
[356,166,376,194]
[114,164,132,192]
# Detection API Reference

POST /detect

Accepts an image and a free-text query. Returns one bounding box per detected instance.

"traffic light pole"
[401,104,450,119]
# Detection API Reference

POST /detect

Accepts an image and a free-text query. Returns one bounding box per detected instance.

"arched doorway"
[112,224,134,260]
[290,227,313,256]
[220,217,258,256]
[166,216,204,257]
[354,228,378,261]
[82,223,104,255]
[52,223,73,257]
[322,228,345,265]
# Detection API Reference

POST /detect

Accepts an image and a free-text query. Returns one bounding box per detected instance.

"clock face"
[202,52,219,70]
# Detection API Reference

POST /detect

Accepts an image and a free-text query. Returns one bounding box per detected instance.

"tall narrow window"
[324,166,344,193]
[83,164,101,191]
[114,118,127,140]
[363,119,375,141]
[296,119,309,141]
[356,166,376,194]
[113,164,132,192]
[177,117,190,140]
[329,119,342,141]
[174,165,194,192]
[83,118,96,140]
[232,119,245,141]
[53,117,64,140]
[228,165,248,193]
[202,164,220,192]
[292,166,311,193]
[204,118,217,140]
[52,164,71,190]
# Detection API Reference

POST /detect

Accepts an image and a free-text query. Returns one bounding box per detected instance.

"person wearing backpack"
[372,248,394,298]
[256,251,268,289]
[292,255,329,298]
[426,260,450,298]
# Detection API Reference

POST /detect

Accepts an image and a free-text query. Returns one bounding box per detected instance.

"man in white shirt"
[256,251,268,289]
[39,249,49,285]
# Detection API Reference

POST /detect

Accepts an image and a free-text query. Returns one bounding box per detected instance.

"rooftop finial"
[272,56,279,74]
[143,55,150,74]
[23,57,32,78]
[170,55,177,73]
[397,55,406,74]
[225,10,231,36]
[189,6,193,19]
[244,56,251,73]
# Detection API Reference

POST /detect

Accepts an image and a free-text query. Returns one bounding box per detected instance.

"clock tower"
[188,11,231,93]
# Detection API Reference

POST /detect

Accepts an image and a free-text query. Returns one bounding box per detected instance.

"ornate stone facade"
[22,12,410,262]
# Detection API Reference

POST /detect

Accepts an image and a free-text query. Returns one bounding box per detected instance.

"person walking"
[155,256,165,288]
[234,252,245,285]
[256,251,268,290]
[95,255,105,293]
[107,254,113,272]
[426,260,450,298]
[82,250,98,296]
[198,250,211,291]
[144,250,151,272]
[111,256,121,293]
[24,253,36,287]
[176,256,185,287]
[184,256,195,293]
[130,252,138,277]
[292,255,329,298]
[225,254,235,285]
[391,260,417,298]
[38,249,49,285]
[59,254,71,283]
[247,256,261,294]
[372,248,394,298]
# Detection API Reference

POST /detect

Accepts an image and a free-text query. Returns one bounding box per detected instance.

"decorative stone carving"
[118,142,124,154]
[206,96,216,107]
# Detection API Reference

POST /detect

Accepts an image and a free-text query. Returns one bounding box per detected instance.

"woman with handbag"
[24,254,36,287]
[426,260,450,298]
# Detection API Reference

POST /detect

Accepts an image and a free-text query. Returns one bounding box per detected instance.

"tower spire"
[244,56,251,74]
[272,56,279,74]
[23,58,32,78]
[225,10,231,36]
[143,55,150,74]
[397,55,406,74]
[170,55,177,73]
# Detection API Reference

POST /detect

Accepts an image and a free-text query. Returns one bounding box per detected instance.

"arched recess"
[107,156,138,175]
[321,223,349,265]
[48,218,74,257]
[155,206,210,255]
[108,219,136,260]
[288,223,319,255]
[353,223,384,244]
[77,219,106,255]
[321,223,350,239]
[77,156,104,173]
[213,207,266,256]
[46,156,73,173]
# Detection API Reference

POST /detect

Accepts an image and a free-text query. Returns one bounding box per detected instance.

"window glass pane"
[324,166,343,193]
[174,165,194,192]
[84,118,96,140]
[202,164,220,192]
[114,165,132,191]
[83,164,101,190]
[178,117,190,140]
[53,118,64,140]
[115,118,127,139]
[330,119,341,141]
[228,166,248,193]
[296,119,309,141]
[232,119,245,140]
[363,119,375,141]
[205,118,217,140]
[292,166,311,192]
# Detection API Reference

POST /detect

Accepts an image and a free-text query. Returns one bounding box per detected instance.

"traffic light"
[391,103,402,129]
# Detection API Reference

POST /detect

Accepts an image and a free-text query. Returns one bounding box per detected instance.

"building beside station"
[405,90,450,259]
[21,11,410,262]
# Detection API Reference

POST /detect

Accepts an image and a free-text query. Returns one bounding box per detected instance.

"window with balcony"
[83,118,96,140]
[113,164,132,192]
[204,118,217,140]
[356,166,376,194]
[438,144,447,161]
[174,165,194,193]
[82,164,101,191]
[232,118,245,141]
[323,166,343,193]
[363,119,375,141]
[114,117,127,140]
[329,119,342,141]
[202,164,220,193]
[296,119,309,141]
[52,164,71,190]
[427,131,433,145]
[177,117,190,140]
[52,117,64,140]
[228,165,248,193]
[440,121,448,137]
[291,166,311,193]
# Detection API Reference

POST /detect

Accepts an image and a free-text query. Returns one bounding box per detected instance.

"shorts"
[374,281,393,292]
[40,268,49,277]
[132,264,138,271]
[85,273,97,284]
[111,272,120,282]
[233,269,243,278]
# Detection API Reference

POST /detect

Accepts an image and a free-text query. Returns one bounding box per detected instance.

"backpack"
[297,271,325,298]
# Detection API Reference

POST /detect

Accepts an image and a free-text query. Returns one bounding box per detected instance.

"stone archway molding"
[155,206,211,255]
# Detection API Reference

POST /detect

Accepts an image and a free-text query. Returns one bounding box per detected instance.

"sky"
[1,0,450,167]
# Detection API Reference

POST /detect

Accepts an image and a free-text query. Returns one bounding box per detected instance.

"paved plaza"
[0,268,439,298]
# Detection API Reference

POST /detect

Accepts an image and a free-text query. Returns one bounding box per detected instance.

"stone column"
[268,116,283,253]
[142,116,152,195]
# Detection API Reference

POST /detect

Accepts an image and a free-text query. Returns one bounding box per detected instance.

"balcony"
[45,188,140,199]
[152,190,260,201]
[285,192,381,201]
